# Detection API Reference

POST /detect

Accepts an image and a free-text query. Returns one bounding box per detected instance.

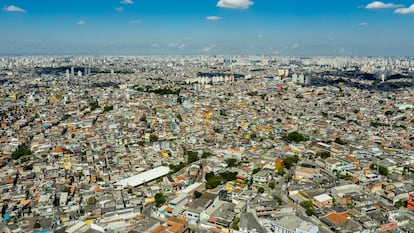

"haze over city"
[1,0,414,56]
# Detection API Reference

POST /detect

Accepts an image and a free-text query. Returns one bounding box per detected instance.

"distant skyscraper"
[305,75,311,86]
[292,73,298,83]
[71,67,75,77]
[66,69,70,80]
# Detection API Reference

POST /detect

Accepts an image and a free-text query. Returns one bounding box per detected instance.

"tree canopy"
[154,193,167,207]
[12,145,31,160]
[281,131,307,143]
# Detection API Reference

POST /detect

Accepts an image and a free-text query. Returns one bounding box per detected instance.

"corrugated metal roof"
[115,166,170,187]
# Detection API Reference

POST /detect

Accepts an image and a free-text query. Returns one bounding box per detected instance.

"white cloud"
[258,34,263,39]
[2,5,26,13]
[217,0,254,9]
[77,20,86,25]
[203,44,217,52]
[206,16,222,21]
[152,43,159,47]
[168,43,186,50]
[291,43,299,49]
[394,4,414,14]
[114,7,124,12]
[120,0,134,5]
[365,1,402,9]
[359,22,368,26]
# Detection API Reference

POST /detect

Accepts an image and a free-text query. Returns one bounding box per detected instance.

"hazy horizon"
[1,0,414,56]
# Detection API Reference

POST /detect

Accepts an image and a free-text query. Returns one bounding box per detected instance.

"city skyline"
[1,0,414,56]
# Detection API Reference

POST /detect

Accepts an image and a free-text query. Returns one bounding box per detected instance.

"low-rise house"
[166,194,189,216]
[238,212,266,233]
[312,193,333,208]
[267,215,318,233]
[184,192,216,224]
[200,200,236,230]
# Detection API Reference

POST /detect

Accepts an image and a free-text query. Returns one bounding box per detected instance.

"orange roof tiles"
[226,148,244,154]
[345,155,358,162]
[208,228,222,233]
[150,225,166,233]
[351,177,359,183]
[326,212,350,223]
[52,146,66,153]
[283,145,291,150]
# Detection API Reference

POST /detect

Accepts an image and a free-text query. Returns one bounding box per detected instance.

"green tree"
[33,222,41,229]
[11,145,31,160]
[258,187,265,194]
[194,191,203,199]
[89,100,99,111]
[394,199,407,208]
[300,201,315,216]
[219,171,238,182]
[232,217,240,230]
[272,195,282,205]
[305,208,314,216]
[176,114,183,122]
[334,137,347,145]
[284,155,299,169]
[269,179,276,189]
[206,176,222,189]
[87,197,96,205]
[103,105,113,112]
[154,193,167,207]
[149,134,158,142]
[187,151,199,164]
[205,172,215,181]
[370,164,389,176]
[201,151,213,158]
[278,167,285,175]
[62,114,71,120]
[169,162,185,174]
[226,158,238,168]
[300,201,314,209]
[316,151,330,159]
[281,131,307,143]
[252,167,261,175]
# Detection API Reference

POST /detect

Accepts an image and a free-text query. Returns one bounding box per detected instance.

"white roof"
[115,166,170,187]
[179,182,203,194]
[314,193,332,203]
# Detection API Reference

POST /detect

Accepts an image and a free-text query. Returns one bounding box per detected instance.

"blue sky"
[1,0,414,56]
